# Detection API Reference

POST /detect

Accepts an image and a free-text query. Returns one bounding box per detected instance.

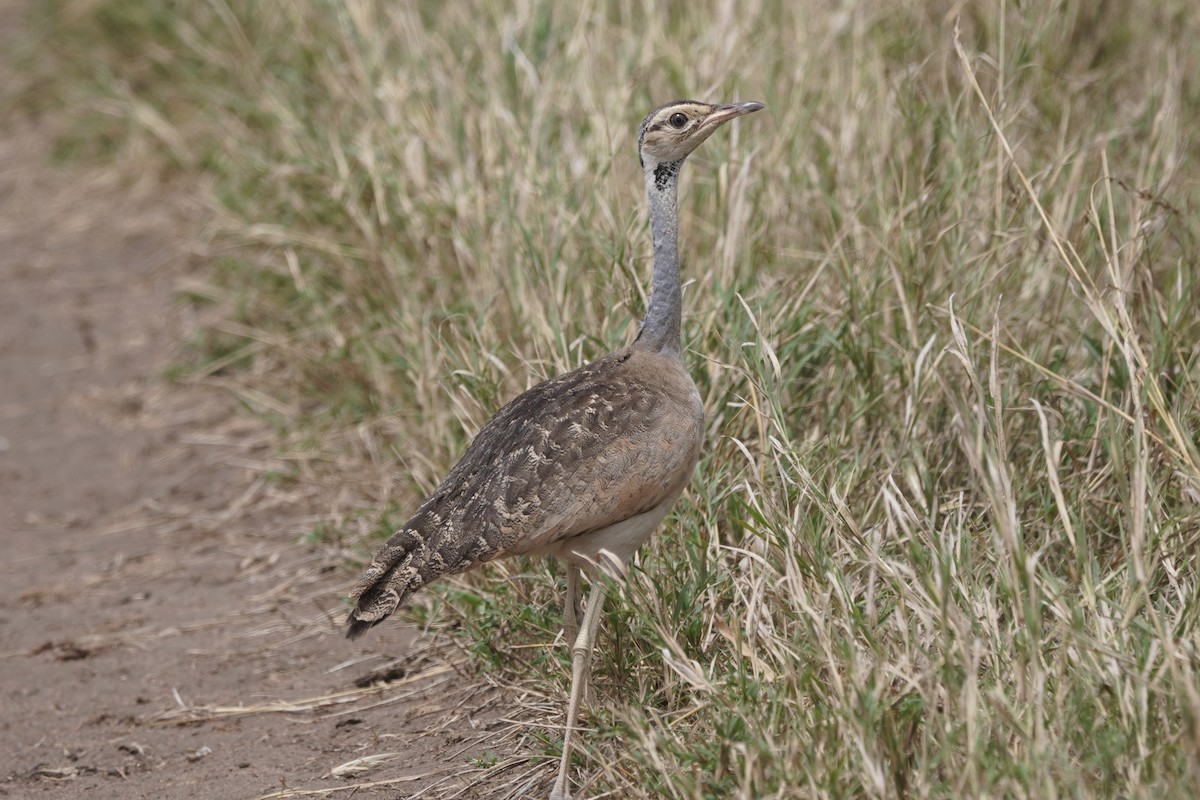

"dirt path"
[0,48,540,800]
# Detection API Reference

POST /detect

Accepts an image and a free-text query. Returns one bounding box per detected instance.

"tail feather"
[346,512,495,640]
[345,615,381,641]
[345,527,429,640]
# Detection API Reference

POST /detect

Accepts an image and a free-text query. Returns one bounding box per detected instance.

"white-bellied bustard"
[347,99,764,800]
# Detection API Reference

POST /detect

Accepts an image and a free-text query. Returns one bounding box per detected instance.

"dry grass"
[19,0,1200,796]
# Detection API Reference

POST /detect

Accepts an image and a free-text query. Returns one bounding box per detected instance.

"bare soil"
[0,37,547,800]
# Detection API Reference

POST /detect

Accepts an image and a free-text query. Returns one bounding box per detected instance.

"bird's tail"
[345,527,433,640]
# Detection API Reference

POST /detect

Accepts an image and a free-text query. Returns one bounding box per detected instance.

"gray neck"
[635,160,682,356]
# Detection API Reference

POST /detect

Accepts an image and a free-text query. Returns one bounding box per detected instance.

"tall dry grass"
[19,0,1200,795]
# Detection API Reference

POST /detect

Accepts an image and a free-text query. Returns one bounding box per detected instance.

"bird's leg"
[563,563,582,645]
[549,572,606,800]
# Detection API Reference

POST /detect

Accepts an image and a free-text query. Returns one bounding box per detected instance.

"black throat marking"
[653,160,680,191]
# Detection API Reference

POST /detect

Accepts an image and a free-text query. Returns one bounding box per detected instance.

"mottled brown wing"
[346,349,697,638]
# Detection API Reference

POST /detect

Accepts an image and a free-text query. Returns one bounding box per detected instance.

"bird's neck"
[636,160,682,356]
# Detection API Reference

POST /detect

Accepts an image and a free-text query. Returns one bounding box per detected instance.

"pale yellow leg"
[563,563,582,645]
[549,574,606,800]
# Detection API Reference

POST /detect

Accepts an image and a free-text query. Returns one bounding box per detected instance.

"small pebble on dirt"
[186,746,212,763]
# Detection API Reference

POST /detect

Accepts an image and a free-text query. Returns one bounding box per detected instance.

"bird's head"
[637,99,765,176]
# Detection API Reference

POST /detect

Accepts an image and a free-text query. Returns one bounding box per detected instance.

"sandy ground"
[0,33,551,800]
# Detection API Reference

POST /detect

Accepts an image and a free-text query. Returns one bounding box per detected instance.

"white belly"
[541,491,681,569]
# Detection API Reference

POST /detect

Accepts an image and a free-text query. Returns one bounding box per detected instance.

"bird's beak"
[706,101,766,128]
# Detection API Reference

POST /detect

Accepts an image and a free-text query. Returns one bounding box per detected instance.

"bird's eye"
[669,112,688,128]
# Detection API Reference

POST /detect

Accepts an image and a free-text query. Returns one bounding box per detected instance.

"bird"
[346,99,764,800]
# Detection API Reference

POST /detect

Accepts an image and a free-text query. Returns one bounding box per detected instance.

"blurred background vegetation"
[13,0,1200,796]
